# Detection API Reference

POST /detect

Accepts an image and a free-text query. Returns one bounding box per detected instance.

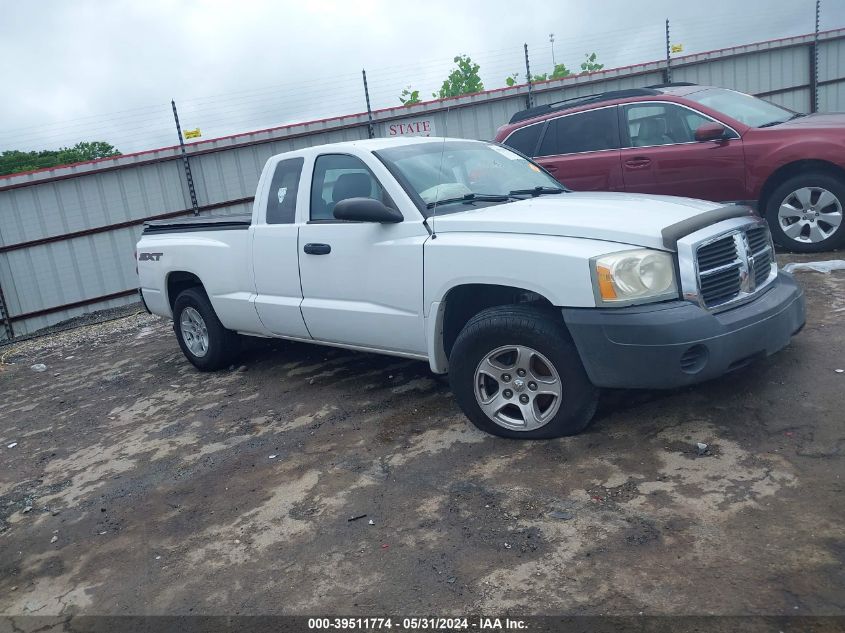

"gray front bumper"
[561,271,805,389]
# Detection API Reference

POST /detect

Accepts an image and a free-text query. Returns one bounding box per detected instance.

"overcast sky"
[1,0,843,153]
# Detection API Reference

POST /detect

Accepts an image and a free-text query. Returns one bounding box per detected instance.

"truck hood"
[428,191,722,251]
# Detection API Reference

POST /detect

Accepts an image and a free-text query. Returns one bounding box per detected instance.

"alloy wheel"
[180,307,209,358]
[777,186,843,244]
[473,345,563,431]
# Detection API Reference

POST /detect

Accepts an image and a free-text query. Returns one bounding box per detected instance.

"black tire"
[432,372,451,386]
[765,172,845,252]
[448,304,599,439]
[173,287,239,371]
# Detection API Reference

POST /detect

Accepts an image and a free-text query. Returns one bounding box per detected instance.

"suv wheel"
[173,287,239,371]
[449,305,599,439]
[766,173,845,252]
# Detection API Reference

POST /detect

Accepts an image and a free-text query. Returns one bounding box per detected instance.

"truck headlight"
[592,249,677,305]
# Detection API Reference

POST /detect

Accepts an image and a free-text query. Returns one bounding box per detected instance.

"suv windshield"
[376,141,564,216]
[685,87,797,128]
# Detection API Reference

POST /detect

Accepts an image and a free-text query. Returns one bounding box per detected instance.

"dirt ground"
[0,256,843,617]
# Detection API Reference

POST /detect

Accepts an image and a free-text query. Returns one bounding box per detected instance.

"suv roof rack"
[645,81,699,89]
[508,88,661,124]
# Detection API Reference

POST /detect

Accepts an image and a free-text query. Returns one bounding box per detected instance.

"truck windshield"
[376,141,565,217]
[685,87,797,128]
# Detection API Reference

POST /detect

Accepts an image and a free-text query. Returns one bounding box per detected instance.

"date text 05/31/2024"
[307,617,528,630]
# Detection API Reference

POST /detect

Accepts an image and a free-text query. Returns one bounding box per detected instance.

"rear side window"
[266,157,304,224]
[310,154,392,221]
[537,107,620,156]
[502,124,542,156]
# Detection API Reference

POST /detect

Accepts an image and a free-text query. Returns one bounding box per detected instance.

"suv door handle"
[624,157,651,169]
[303,243,331,255]
[542,164,559,172]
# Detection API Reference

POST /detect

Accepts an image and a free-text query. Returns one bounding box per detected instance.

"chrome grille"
[746,226,775,293]
[693,223,776,310]
[746,226,769,253]
[700,267,742,306]
[753,247,773,287]
[697,236,738,271]
[696,235,742,308]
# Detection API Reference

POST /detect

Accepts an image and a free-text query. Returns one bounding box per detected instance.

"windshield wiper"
[425,193,513,209]
[758,112,806,128]
[509,186,566,197]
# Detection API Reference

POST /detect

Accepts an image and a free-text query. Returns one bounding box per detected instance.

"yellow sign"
[671,44,684,53]
[184,128,202,139]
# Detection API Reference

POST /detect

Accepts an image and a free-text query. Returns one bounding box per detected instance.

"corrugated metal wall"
[1,29,844,339]
[819,35,845,112]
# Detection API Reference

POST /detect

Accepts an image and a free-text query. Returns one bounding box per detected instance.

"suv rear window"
[537,107,620,156]
[502,124,542,156]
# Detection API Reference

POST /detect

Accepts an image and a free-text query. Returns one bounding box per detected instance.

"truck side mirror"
[333,197,403,223]
[695,122,728,142]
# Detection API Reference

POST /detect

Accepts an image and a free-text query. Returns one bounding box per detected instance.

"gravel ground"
[0,303,145,349]
[0,255,843,619]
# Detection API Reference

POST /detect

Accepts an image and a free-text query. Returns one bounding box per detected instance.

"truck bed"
[142,213,252,235]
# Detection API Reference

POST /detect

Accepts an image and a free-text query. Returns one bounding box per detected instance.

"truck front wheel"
[449,305,599,439]
[173,287,239,371]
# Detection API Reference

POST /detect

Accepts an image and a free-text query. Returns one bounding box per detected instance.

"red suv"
[495,84,845,252]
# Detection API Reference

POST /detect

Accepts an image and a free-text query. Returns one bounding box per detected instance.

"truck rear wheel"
[449,305,599,439]
[173,287,239,371]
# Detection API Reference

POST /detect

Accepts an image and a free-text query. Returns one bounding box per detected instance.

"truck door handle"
[624,157,651,169]
[542,164,559,172]
[303,243,331,255]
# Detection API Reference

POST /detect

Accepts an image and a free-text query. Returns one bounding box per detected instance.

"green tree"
[0,141,121,176]
[580,52,604,73]
[399,86,421,105]
[551,63,572,79]
[434,55,484,98]
[507,62,571,86]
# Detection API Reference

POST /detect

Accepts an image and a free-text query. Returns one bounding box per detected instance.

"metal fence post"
[171,100,200,216]
[664,18,672,84]
[362,70,376,139]
[524,43,534,109]
[810,0,821,113]
[0,279,13,340]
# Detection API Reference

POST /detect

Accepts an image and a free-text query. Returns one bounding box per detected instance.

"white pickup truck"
[136,137,805,438]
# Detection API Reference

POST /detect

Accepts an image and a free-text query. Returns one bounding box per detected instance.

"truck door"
[297,153,428,355]
[618,102,746,201]
[252,156,311,338]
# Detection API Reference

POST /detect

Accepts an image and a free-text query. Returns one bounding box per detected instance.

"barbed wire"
[0,1,827,154]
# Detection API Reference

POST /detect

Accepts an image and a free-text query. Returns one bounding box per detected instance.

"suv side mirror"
[333,197,403,223]
[695,122,728,142]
